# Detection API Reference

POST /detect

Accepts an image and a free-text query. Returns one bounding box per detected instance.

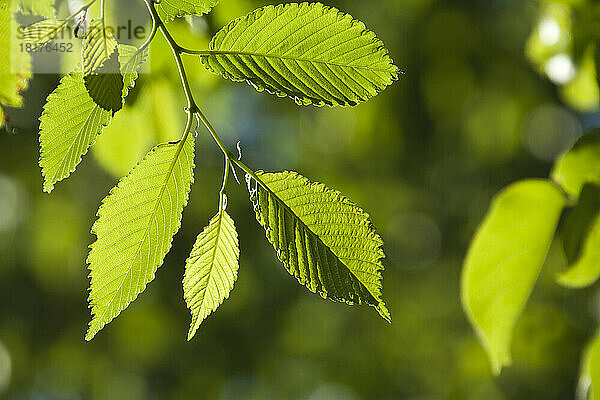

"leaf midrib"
[197,210,225,317]
[47,101,103,189]
[255,174,381,303]
[90,135,189,333]
[205,50,396,73]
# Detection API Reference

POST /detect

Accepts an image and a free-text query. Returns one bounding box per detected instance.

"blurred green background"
[2,0,600,398]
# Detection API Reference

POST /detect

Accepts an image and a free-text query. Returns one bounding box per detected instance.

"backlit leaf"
[84,49,124,113]
[119,44,149,98]
[184,210,239,340]
[248,170,390,321]
[461,179,566,374]
[82,19,122,112]
[86,133,195,340]
[557,184,600,288]
[82,19,117,75]
[552,129,600,199]
[201,3,399,107]
[39,44,147,192]
[38,69,112,193]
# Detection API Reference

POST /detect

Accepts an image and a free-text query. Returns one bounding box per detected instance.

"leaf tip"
[84,326,96,342]
[377,302,392,323]
[555,269,593,289]
[42,180,54,193]
[472,324,511,375]
[85,313,107,341]
[489,354,509,376]
[187,328,197,342]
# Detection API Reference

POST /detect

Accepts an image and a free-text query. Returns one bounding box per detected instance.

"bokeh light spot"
[521,104,581,161]
[545,54,576,84]
[538,18,561,46]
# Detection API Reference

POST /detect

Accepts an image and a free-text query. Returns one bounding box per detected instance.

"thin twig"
[142,0,268,196]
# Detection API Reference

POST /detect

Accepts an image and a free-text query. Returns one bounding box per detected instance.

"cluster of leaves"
[462,129,600,395]
[526,0,600,112]
[462,4,600,393]
[17,0,397,340]
[465,2,600,396]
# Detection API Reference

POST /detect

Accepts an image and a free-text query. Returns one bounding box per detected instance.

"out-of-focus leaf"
[201,3,399,106]
[184,210,239,340]
[0,3,31,108]
[248,170,390,321]
[557,184,600,288]
[86,133,195,340]
[92,79,179,178]
[578,330,600,400]
[552,129,600,199]
[561,184,600,263]
[561,45,599,112]
[525,3,571,71]
[92,101,153,177]
[461,179,566,374]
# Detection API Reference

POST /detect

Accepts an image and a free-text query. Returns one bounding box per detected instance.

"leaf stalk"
[142,0,267,192]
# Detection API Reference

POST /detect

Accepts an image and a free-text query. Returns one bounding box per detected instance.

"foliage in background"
[5,0,600,398]
[463,2,600,398]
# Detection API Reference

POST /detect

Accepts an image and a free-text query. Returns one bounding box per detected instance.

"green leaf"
[0,3,31,108]
[0,106,5,128]
[119,44,149,98]
[38,44,147,193]
[579,330,600,400]
[157,0,219,22]
[18,19,66,51]
[201,3,399,107]
[92,79,178,179]
[561,44,599,112]
[557,184,600,288]
[86,133,195,340]
[461,179,566,374]
[82,19,117,75]
[561,184,600,264]
[38,70,112,192]
[82,19,123,112]
[184,209,239,340]
[92,102,153,178]
[552,129,600,199]
[248,170,390,321]
[11,0,54,17]
[84,49,124,113]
